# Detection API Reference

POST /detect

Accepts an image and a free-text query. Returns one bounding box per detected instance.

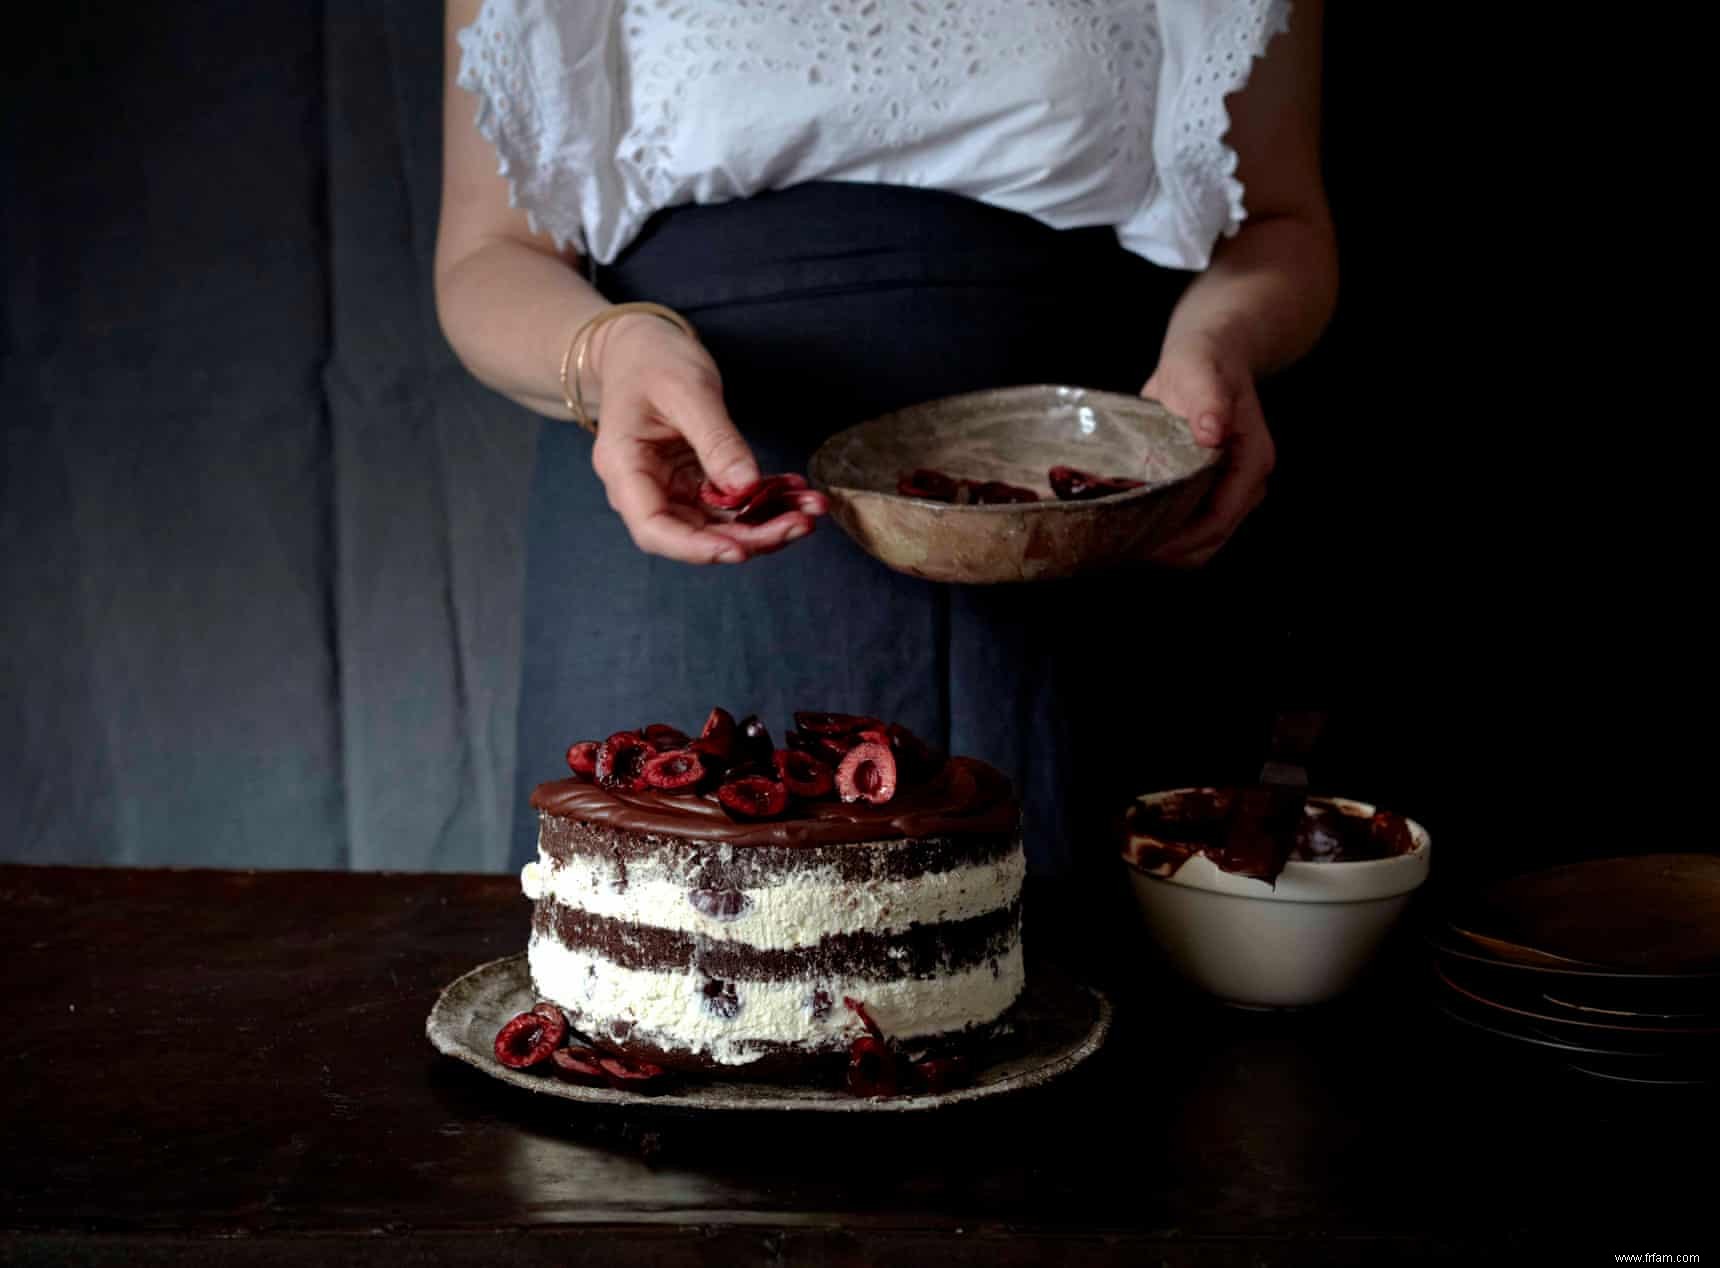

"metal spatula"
[1215,708,1328,883]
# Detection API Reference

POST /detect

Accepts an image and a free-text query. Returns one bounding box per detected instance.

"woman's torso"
[612,1,1160,239]
[513,181,1236,876]
[458,0,1290,270]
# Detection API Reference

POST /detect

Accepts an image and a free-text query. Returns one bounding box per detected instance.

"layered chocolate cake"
[518,710,1025,1078]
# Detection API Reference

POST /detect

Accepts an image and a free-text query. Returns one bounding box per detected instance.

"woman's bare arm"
[1143,0,1336,566]
[1161,0,1337,382]
[433,0,617,418]
[433,0,824,563]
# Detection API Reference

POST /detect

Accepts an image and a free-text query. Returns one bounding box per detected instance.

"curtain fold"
[1,3,533,871]
[324,0,534,872]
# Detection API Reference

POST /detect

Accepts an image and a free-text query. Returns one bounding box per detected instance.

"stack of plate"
[1429,854,1720,1085]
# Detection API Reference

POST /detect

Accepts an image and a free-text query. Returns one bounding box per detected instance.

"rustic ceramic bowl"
[807,385,1220,584]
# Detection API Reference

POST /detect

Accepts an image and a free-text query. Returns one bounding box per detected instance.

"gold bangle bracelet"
[558,302,699,434]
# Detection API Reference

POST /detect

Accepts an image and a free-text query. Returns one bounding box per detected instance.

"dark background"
[0,5,1659,890]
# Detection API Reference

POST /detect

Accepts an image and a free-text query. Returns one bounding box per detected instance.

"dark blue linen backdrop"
[2,3,1454,878]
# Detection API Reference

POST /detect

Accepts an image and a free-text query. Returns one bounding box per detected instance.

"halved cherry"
[846,1036,898,1098]
[911,1055,972,1094]
[896,468,963,502]
[700,707,738,746]
[699,474,811,524]
[885,723,946,784]
[1047,465,1147,501]
[494,1011,559,1069]
[836,740,898,805]
[716,775,790,820]
[565,741,600,779]
[595,731,656,792]
[641,749,707,792]
[598,1055,673,1091]
[528,1001,568,1047]
[793,711,883,737]
[550,1046,608,1085]
[719,758,773,782]
[689,740,733,778]
[733,475,816,525]
[693,708,739,769]
[773,748,835,799]
[786,729,852,766]
[642,723,691,749]
[1368,810,1417,857]
[697,480,758,511]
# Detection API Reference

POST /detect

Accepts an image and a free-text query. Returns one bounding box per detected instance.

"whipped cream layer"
[522,845,1026,950]
[528,932,1025,1066]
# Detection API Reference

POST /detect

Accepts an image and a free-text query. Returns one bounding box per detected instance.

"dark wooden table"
[1,865,1711,1266]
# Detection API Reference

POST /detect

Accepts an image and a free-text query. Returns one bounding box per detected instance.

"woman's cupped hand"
[1141,332,1276,569]
[587,315,827,564]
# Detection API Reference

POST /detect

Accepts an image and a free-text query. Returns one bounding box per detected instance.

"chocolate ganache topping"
[532,756,1018,847]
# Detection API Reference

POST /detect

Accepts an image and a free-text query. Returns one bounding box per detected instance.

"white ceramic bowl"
[1121,790,1432,1008]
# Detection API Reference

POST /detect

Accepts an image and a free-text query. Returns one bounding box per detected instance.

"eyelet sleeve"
[1118,0,1291,271]
[454,0,626,259]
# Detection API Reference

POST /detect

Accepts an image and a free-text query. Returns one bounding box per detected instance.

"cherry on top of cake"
[534,708,1018,843]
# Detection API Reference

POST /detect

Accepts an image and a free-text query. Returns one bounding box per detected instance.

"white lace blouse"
[456,0,1290,270]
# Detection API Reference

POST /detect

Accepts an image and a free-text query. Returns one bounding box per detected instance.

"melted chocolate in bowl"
[1122,789,1418,878]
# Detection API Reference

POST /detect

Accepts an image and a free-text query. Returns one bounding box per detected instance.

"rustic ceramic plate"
[1426,932,1720,984]
[426,953,1111,1113]
[1454,854,1720,974]
[807,384,1220,584]
[1426,936,1720,1022]
[1433,963,1720,1043]
[1443,927,1606,969]
[1540,993,1715,1022]
[1435,999,1717,1085]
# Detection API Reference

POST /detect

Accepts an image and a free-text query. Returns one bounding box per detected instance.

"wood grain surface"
[1,865,1711,1265]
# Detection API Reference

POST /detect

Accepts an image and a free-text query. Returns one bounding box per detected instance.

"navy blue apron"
[514,183,1266,876]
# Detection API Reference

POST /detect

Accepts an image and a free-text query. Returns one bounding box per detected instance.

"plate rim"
[1425,932,1720,982]
[1435,1000,1704,1060]
[1434,962,1720,1038]
[426,952,1113,1114]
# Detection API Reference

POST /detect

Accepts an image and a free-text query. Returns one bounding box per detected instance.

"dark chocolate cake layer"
[533,896,1022,980]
